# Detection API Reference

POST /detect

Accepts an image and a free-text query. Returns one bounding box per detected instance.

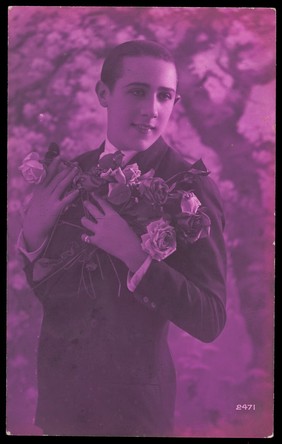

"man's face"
[97,56,178,152]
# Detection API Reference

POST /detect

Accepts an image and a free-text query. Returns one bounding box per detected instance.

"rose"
[141,218,176,261]
[123,163,141,183]
[100,167,126,184]
[143,178,170,205]
[176,210,211,244]
[19,152,47,184]
[98,150,124,170]
[180,191,201,214]
[100,168,113,181]
[141,177,170,205]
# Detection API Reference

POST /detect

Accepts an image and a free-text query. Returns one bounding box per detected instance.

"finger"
[49,165,78,194]
[89,193,106,215]
[44,156,64,186]
[45,162,71,191]
[81,216,97,233]
[53,167,80,197]
[83,205,98,224]
[83,200,105,218]
[59,188,80,208]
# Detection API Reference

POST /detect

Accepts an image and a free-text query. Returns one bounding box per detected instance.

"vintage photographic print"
[7,6,275,438]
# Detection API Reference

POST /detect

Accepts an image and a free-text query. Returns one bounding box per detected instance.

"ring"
[82,234,91,244]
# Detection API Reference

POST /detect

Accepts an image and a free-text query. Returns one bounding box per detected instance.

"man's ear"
[95,80,110,108]
[174,94,181,105]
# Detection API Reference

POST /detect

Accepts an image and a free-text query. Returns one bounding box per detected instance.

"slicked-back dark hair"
[100,40,177,90]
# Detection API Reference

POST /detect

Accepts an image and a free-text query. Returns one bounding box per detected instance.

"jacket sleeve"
[131,175,227,343]
[17,229,48,262]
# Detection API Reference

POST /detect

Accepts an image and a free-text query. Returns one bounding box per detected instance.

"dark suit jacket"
[22,137,227,436]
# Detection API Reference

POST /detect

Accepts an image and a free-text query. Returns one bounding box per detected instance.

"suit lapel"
[75,142,105,171]
[123,137,169,173]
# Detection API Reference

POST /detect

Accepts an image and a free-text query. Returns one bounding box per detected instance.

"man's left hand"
[81,195,147,272]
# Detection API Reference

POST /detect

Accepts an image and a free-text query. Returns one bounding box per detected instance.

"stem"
[96,252,104,280]
[60,220,83,230]
[165,171,189,185]
[107,254,121,298]
[33,247,88,288]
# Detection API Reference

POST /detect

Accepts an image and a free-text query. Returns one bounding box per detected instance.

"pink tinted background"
[7,6,275,437]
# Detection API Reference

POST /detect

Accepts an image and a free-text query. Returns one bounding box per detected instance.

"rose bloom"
[141,218,176,261]
[123,163,141,184]
[142,177,169,205]
[19,152,47,184]
[100,167,126,184]
[180,191,201,214]
[176,211,211,244]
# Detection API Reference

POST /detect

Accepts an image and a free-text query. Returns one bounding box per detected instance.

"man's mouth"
[132,123,156,134]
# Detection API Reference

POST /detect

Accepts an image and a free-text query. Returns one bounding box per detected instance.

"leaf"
[191,158,209,173]
[107,183,131,205]
[165,160,210,185]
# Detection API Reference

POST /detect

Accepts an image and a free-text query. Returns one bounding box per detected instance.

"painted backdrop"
[7,6,275,437]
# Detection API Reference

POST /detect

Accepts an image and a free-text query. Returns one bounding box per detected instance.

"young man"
[19,40,227,436]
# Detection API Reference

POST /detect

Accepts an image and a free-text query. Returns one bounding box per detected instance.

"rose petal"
[107,183,131,205]
[23,152,40,162]
[123,163,141,183]
[139,168,155,180]
[181,191,201,214]
[100,168,113,180]
[141,218,176,261]
[111,167,126,184]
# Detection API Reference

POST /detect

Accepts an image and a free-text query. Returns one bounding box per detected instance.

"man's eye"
[158,92,172,101]
[129,89,145,97]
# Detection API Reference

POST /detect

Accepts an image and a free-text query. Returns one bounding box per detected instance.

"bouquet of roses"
[19,143,211,264]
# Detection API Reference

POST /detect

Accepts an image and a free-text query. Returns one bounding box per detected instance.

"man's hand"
[81,196,147,273]
[22,157,80,251]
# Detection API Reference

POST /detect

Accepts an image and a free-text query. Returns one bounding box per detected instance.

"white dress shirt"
[17,139,152,292]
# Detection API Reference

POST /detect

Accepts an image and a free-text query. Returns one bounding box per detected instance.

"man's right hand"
[22,156,80,252]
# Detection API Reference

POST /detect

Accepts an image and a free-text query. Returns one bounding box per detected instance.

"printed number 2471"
[236,404,256,411]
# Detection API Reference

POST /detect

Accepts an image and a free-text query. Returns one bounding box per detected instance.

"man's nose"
[140,95,158,118]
